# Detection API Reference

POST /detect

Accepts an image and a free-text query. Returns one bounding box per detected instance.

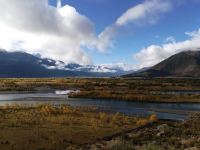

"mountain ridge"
[125,50,200,77]
[0,50,133,77]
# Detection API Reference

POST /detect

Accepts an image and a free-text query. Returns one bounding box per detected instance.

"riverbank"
[0,104,157,150]
[1,96,199,120]
[0,104,199,150]
[1,78,200,103]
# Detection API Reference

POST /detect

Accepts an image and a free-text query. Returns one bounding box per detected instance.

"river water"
[0,91,200,121]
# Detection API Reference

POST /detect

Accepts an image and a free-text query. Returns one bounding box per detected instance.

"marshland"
[1,78,200,102]
[0,78,199,149]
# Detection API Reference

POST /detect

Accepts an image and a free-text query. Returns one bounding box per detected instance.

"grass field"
[0,104,199,150]
[0,104,156,150]
[0,78,200,102]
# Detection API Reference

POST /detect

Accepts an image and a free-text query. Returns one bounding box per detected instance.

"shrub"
[136,119,149,126]
[112,112,120,122]
[99,112,107,120]
[90,119,98,130]
[40,104,55,115]
[149,114,158,122]
[61,106,71,114]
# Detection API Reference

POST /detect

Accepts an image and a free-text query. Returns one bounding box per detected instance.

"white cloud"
[57,0,62,9]
[0,0,196,66]
[0,0,171,59]
[134,28,200,69]
[92,25,117,53]
[92,0,200,54]
[165,36,176,43]
[116,0,171,26]
[93,0,173,52]
[95,62,137,72]
[0,0,95,65]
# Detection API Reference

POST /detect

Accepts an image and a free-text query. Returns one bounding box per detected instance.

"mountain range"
[125,51,200,77]
[0,50,133,78]
[2,50,200,78]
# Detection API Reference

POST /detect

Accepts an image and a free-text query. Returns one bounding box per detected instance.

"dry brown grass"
[1,78,200,102]
[0,104,153,150]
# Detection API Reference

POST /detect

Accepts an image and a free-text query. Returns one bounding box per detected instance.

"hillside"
[125,51,200,77]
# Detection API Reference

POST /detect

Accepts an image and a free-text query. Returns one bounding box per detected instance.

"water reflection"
[0,92,199,121]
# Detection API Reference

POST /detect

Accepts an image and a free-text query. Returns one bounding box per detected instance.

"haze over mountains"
[0,50,133,78]
[126,51,200,78]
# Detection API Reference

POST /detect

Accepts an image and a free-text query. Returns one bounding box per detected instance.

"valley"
[0,77,200,149]
[1,0,200,149]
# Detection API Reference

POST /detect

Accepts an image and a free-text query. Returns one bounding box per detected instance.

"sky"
[0,0,200,70]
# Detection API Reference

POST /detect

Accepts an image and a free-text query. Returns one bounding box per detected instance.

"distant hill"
[125,51,200,77]
[0,50,132,78]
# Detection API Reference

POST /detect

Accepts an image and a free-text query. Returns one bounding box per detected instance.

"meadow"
[0,103,199,150]
[0,104,156,150]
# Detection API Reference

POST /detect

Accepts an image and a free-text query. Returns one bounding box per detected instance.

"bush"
[99,112,107,120]
[136,119,149,126]
[149,114,158,122]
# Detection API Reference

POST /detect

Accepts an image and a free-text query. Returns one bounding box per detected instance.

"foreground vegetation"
[0,104,199,150]
[0,104,156,150]
[1,78,200,102]
[90,113,200,150]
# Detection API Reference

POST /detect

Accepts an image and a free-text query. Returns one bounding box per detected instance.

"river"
[0,91,200,121]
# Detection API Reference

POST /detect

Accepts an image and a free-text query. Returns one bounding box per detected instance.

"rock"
[156,124,169,137]
[157,124,169,131]
[156,130,165,137]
